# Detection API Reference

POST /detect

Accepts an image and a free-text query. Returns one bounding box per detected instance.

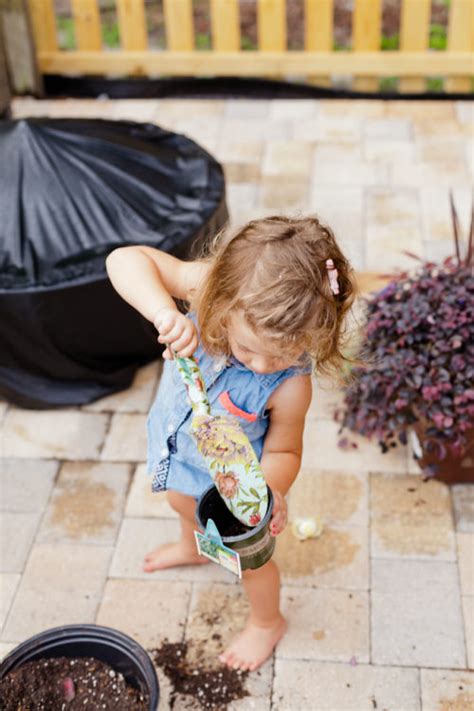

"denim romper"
[146,323,312,499]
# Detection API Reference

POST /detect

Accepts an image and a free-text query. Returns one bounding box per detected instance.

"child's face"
[226,311,303,374]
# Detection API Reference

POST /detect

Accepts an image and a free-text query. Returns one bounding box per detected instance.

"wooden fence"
[28,0,474,93]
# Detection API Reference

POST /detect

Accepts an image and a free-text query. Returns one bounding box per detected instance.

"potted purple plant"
[338,195,474,484]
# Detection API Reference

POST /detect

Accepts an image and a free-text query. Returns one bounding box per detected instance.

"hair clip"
[325,258,340,295]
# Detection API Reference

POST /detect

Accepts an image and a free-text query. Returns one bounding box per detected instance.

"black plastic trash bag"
[0,118,228,408]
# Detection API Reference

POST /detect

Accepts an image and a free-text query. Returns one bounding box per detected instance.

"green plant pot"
[196,484,275,571]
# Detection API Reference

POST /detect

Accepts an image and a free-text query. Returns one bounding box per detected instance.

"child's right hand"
[153,307,198,359]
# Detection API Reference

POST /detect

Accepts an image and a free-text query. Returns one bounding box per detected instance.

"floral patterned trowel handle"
[174,355,268,527]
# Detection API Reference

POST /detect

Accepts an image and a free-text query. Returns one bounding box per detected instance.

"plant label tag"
[194,519,242,578]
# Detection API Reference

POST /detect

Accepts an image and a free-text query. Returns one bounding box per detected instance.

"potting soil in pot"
[199,487,251,539]
[220,518,250,537]
[0,655,149,710]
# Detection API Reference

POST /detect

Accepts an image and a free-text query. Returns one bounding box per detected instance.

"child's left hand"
[269,490,288,537]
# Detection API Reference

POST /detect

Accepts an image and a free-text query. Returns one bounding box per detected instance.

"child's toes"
[218,651,232,665]
[232,657,248,671]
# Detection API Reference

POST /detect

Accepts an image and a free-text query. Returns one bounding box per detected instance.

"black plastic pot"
[0,118,228,408]
[0,624,159,710]
[196,485,275,571]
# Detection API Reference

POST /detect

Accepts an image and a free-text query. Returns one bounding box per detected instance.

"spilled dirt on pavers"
[48,479,115,538]
[289,470,364,525]
[150,587,251,709]
[371,473,454,556]
[274,526,360,578]
[151,640,249,710]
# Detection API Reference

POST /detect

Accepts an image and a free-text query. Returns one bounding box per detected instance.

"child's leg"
[219,560,287,671]
[143,490,209,572]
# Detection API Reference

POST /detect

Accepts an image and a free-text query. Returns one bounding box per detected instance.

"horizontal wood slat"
[36,50,473,77]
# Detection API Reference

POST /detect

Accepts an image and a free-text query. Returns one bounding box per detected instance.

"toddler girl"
[106,215,355,671]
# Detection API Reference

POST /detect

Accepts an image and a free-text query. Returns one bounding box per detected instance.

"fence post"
[116,0,147,51]
[305,0,333,88]
[0,0,42,95]
[210,0,240,52]
[399,0,431,94]
[353,0,382,92]
[446,0,474,93]
[71,0,101,51]
[163,0,194,51]
[0,14,10,114]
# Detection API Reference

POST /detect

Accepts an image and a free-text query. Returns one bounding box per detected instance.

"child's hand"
[269,490,288,537]
[153,307,198,359]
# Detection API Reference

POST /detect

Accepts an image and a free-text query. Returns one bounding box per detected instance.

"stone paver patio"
[1,96,473,709]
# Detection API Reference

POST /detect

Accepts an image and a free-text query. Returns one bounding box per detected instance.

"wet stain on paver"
[438,691,474,711]
[49,481,115,537]
[291,471,363,525]
[370,191,417,224]
[11,424,66,455]
[371,474,453,555]
[186,587,249,665]
[275,526,359,578]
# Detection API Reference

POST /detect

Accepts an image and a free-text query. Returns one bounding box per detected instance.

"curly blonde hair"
[190,215,358,378]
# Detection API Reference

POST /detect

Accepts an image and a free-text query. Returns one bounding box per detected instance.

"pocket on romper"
[218,391,258,422]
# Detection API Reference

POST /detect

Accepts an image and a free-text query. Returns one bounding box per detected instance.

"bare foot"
[143,542,209,572]
[218,615,287,671]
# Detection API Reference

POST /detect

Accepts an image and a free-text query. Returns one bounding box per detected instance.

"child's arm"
[261,374,312,535]
[106,246,208,357]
